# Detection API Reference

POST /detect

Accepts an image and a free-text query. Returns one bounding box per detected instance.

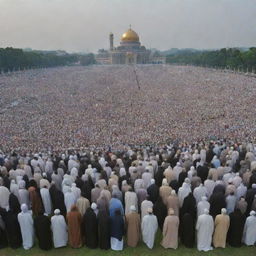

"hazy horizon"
[1,0,255,53]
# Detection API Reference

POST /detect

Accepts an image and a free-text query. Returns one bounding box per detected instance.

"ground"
[1,231,255,256]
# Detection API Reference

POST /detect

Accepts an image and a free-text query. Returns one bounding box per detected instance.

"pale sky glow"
[0,0,255,53]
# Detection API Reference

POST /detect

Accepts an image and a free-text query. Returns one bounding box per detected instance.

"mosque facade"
[96,27,166,65]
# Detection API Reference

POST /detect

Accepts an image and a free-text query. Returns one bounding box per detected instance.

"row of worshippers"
[1,197,256,251]
[0,143,256,250]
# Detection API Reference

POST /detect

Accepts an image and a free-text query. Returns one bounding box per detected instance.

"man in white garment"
[71,183,81,202]
[141,208,158,249]
[68,155,79,172]
[141,197,153,219]
[204,177,216,197]
[178,178,191,207]
[197,196,210,217]
[193,183,208,204]
[142,169,152,189]
[64,187,76,212]
[173,162,182,180]
[243,210,256,246]
[51,209,68,248]
[18,180,30,207]
[0,178,10,210]
[18,204,34,250]
[40,186,52,215]
[125,189,138,214]
[196,208,214,251]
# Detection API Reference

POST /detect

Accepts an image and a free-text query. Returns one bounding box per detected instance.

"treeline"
[166,48,256,72]
[0,47,81,73]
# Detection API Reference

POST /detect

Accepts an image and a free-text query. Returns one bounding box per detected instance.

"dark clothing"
[212,184,226,195]
[154,167,164,187]
[49,185,66,216]
[0,227,8,249]
[147,184,159,204]
[180,193,196,220]
[209,192,226,219]
[178,172,187,188]
[169,180,179,193]
[82,208,98,248]
[227,209,246,247]
[180,213,195,248]
[81,179,94,202]
[0,209,22,249]
[98,210,111,250]
[110,214,124,241]
[245,187,256,216]
[197,165,209,183]
[34,214,52,250]
[248,172,256,189]
[9,193,20,215]
[153,197,167,230]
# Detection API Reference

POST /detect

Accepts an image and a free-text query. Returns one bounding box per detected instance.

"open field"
[1,231,255,256]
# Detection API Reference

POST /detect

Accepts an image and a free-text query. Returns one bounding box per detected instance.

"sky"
[0,0,255,53]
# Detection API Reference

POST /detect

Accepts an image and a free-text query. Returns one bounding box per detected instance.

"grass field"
[1,231,255,256]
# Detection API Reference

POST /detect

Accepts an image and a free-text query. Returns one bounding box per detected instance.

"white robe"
[142,172,152,189]
[40,188,52,215]
[197,200,210,217]
[10,181,19,198]
[141,214,158,249]
[204,179,216,197]
[111,237,123,251]
[51,215,68,248]
[124,191,138,214]
[196,213,214,251]
[178,183,191,207]
[0,186,10,210]
[141,200,153,220]
[193,185,207,204]
[18,211,34,249]
[18,189,30,208]
[226,195,236,214]
[64,191,76,212]
[243,215,256,245]
[236,184,247,200]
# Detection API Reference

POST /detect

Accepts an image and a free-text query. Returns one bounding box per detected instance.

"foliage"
[0,47,79,72]
[80,53,96,66]
[166,47,256,72]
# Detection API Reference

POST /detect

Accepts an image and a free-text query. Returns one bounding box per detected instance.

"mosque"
[96,27,166,65]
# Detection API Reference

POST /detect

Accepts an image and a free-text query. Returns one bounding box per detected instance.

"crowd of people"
[0,140,256,251]
[0,65,256,153]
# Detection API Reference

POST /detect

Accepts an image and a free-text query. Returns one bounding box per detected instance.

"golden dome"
[121,28,139,42]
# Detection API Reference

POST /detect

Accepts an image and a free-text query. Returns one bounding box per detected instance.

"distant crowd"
[0,65,256,152]
[0,140,256,251]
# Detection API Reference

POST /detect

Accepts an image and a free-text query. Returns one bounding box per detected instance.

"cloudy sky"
[0,0,255,53]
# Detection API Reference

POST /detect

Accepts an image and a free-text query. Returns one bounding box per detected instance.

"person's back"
[126,206,140,247]
[18,204,34,250]
[51,209,68,248]
[243,211,256,246]
[66,205,82,248]
[161,209,179,249]
[196,209,214,251]
[141,209,158,249]
[34,212,52,250]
